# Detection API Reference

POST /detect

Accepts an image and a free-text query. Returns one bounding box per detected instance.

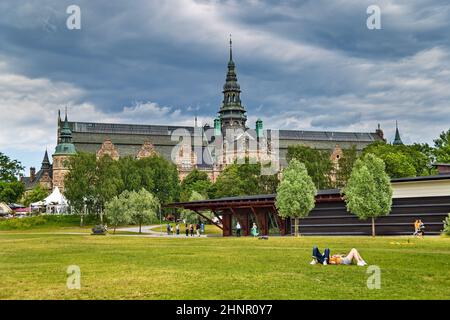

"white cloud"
[0,62,209,160]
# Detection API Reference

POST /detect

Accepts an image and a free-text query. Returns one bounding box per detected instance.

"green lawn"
[0,231,449,300]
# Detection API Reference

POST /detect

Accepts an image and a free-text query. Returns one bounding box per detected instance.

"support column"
[273,205,287,236]
[230,207,250,236]
[222,212,232,237]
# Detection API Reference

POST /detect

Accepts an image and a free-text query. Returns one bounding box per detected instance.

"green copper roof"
[54,113,77,155]
[393,121,403,145]
[219,37,247,127]
[54,143,77,155]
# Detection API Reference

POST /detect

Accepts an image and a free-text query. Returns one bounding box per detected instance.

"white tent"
[43,187,69,214]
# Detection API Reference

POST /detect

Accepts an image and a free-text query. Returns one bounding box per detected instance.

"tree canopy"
[433,129,450,163]
[286,145,333,190]
[65,153,179,217]
[22,185,50,207]
[212,159,279,198]
[344,153,393,236]
[0,152,24,182]
[275,159,317,236]
[362,141,432,178]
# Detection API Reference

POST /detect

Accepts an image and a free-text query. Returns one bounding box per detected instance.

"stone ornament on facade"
[136,140,157,159]
[96,139,120,160]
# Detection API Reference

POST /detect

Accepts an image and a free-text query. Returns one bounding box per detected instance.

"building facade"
[23,41,389,193]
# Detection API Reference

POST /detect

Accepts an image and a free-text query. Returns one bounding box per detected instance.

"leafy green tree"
[104,192,131,233]
[127,189,160,233]
[382,153,416,178]
[287,145,333,190]
[212,160,279,198]
[22,185,50,207]
[275,159,317,236]
[0,152,24,182]
[344,153,393,237]
[180,190,209,223]
[336,145,359,188]
[180,169,211,201]
[64,152,97,213]
[137,156,180,205]
[95,156,123,214]
[363,141,431,178]
[118,156,142,193]
[0,180,25,203]
[213,164,243,198]
[433,129,450,163]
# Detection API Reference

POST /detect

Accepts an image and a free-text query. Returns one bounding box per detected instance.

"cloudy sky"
[1,0,449,171]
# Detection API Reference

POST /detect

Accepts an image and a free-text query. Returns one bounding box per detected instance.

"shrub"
[0,214,100,230]
[443,214,450,236]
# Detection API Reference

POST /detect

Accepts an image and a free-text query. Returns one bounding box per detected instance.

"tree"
[0,152,24,182]
[344,153,393,237]
[212,160,279,199]
[137,156,180,205]
[336,145,359,188]
[287,145,333,190]
[180,190,208,223]
[180,169,211,201]
[433,129,450,163]
[363,141,431,178]
[95,155,123,215]
[127,189,160,233]
[22,185,49,207]
[104,192,131,234]
[0,180,25,203]
[275,159,317,236]
[64,152,97,214]
[118,156,142,193]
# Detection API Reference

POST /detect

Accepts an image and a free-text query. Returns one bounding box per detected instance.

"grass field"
[0,230,449,300]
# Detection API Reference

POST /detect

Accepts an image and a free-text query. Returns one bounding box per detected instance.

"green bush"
[0,214,100,230]
[443,214,450,236]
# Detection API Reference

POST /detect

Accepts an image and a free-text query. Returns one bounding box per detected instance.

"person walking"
[236,221,241,237]
[176,223,180,236]
[200,222,205,234]
[185,223,189,237]
[196,223,201,237]
[190,224,194,237]
[166,223,171,236]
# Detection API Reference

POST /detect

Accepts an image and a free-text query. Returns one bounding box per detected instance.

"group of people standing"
[235,222,259,237]
[166,222,205,237]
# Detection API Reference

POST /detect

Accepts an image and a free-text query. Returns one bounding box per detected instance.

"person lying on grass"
[310,246,367,266]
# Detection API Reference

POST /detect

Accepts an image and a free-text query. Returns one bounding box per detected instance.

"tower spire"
[218,37,247,133]
[393,120,403,145]
[229,34,233,62]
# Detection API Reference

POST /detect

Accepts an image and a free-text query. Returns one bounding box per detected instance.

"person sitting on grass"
[310,246,367,266]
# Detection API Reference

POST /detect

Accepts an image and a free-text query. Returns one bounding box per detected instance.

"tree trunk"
[80,214,84,227]
[113,227,116,234]
[139,221,142,234]
[295,217,299,237]
[371,217,376,237]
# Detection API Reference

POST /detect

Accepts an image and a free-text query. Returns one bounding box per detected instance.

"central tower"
[217,37,247,134]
